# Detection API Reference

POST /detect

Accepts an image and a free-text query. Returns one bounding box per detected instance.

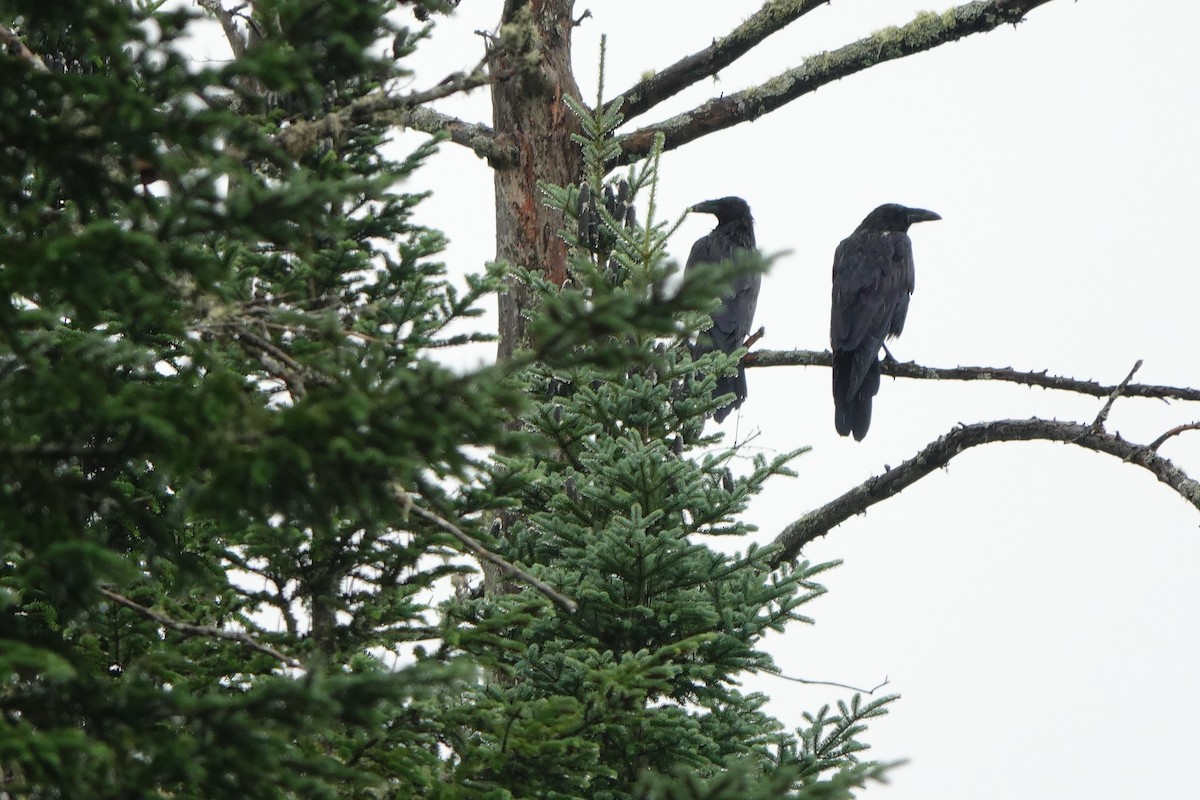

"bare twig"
[617,0,1057,165]
[1090,359,1142,431]
[0,22,50,72]
[614,0,829,122]
[1149,422,1200,452]
[770,417,1200,565]
[400,492,579,614]
[749,349,1200,403]
[765,672,891,695]
[98,587,302,668]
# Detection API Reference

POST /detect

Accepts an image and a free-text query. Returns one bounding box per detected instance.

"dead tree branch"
[99,587,302,668]
[614,0,830,122]
[618,0,1057,164]
[0,22,50,72]
[196,0,248,59]
[770,418,1200,565]
[749,349,1200,403]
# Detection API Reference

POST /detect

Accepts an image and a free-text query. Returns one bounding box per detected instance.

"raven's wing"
[686,231,760,355]
[830,231,914,353]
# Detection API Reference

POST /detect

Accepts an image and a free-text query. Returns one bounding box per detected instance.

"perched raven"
[685,197,759,423]
[831,203,940,440]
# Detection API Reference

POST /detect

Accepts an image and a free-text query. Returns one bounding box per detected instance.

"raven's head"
[690,196,752,225]
[860,203,941,232]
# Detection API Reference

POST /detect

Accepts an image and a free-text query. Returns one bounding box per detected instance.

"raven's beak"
[906,208,942,224]
[690,200,718,215]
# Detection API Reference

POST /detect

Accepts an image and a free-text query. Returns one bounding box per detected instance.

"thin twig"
[98,587,302,668]
[1090,359,1142,431]
[765,672,891,696]
[401,493,579,614]
[1149,422,1200,452]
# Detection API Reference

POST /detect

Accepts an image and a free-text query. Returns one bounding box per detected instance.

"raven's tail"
[833,350,881,441]
[712,366,748,424]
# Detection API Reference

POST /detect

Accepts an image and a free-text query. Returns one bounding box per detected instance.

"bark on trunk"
[491,0,583,360]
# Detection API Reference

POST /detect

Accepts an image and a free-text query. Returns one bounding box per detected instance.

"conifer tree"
[441,93,899,799]
[17,3,1192,799]
[1,4,898,797]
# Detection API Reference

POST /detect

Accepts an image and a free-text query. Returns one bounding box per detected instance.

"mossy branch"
[613,0,830,122]
[618,0,1058,164]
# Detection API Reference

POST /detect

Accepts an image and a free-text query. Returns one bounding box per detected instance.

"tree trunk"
[491,0,583,360]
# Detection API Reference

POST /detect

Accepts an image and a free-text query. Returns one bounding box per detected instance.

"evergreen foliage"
[1,4,894,798]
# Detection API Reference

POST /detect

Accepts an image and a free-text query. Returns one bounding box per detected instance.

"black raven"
[831,203,940,440]
[685,197,759,423]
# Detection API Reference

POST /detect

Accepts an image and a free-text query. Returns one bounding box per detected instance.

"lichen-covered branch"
[618,0,1057,164]
[749,349,1200,403]
[613,0,830,122]
[770,418,1200,565]
[276,73,516,165]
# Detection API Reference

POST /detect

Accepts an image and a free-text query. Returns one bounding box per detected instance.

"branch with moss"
[748,349,1200,403]
[617,0,1058,164]
[613,0,830,122]
[770,417,1200,565]
[276,84,515,165]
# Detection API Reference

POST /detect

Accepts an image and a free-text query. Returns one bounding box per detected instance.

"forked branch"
[770,417,1200,565]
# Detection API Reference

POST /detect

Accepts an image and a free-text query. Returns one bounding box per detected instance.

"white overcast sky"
[392,1,1200,796]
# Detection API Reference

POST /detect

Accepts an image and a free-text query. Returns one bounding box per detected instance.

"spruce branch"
[98,587,302,668]
[749,349,1200,403]
[617,0,1057,164]
[398,490,579,614]
[770,418,1200,565]
[614,0,829,122]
